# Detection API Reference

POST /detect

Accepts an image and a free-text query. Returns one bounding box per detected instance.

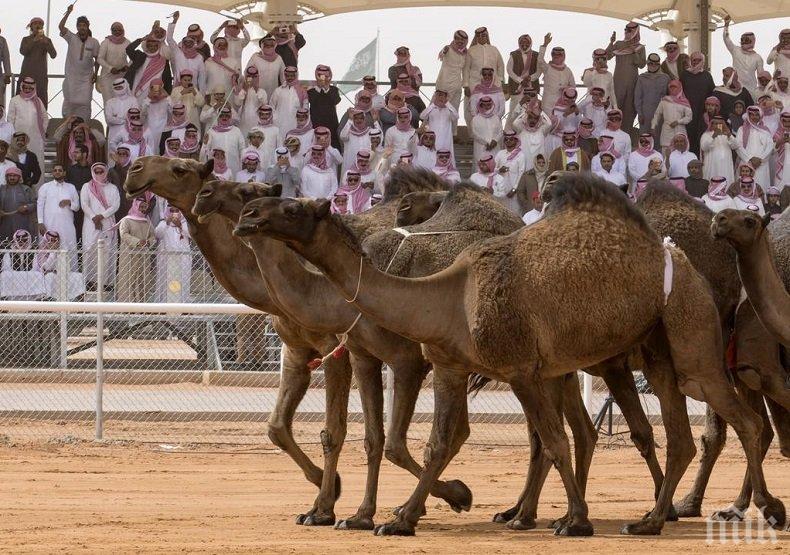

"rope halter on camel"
[662,236,675,306]
[306,226,464,370]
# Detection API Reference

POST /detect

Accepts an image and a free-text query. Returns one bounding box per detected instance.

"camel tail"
[467,373,492,397]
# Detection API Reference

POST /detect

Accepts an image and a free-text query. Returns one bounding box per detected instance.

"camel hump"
[546,173,657,240]
[768,209,790,291]
[382,167,450,202]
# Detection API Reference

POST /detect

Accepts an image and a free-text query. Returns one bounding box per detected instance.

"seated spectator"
[264,147,300,198]
[330,192,349,214]
[732,176,765,214]
[702,176,737,212]
[11,132,42,188]
[54,116,106,166]
[0,229,46,299]
[667,133,697,178]
[0,140,18,184]
[413,130,437,170]
[351,150,382,193]
[765,186,783,220]
[628,133,663,187]
[684,160,709,198]
[548,130,591,173]
[300,145,338,199]
[516,153,548,213]
[431,148,461,184]
[34,230,85,300]
[312,127,342,173]
[243,126,274,170]
[250,105,280,166]
[210,148,234,181]
[236,151,266,182]
[336,170,372,214]
[0,166,36,242]
[593,152,627,190]
[163,137,182,158]
[117,197,155,303]
[178,124,202,161]
[283,136,303,172]
[155,207,192,303]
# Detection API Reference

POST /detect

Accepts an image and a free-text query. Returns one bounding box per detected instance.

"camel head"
[395,191,447,226]
[234,197,330,247]
[124,156,215,211]
[711,209,772,250]
[192,180,282,224]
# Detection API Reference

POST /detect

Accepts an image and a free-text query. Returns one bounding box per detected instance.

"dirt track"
[0,427,787,553]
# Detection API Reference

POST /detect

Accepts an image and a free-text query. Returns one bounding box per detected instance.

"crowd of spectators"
[0,7,787,301]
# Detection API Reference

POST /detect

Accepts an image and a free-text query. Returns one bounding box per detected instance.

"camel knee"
[384,438,412,468]
[629,426,656,459]
[363,431,385,464]
[267,421,290,450]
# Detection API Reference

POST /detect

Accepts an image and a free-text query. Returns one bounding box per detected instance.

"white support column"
[583,372,593,415]
[95,239,106,441]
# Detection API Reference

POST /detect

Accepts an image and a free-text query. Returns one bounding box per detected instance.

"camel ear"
[761,214,772,230]
[198,159,215,180]
[314,199,331,219]
[268,183,283,198]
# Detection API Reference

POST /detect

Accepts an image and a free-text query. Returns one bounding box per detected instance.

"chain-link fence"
[0,239,707,446]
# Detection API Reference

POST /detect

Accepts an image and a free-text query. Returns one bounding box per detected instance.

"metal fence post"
[95,239,105,441]
[583,372,593,415]
[384,364,394,431]
[56,249,68,368]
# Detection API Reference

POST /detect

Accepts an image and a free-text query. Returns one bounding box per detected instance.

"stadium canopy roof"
[127,0,790,24]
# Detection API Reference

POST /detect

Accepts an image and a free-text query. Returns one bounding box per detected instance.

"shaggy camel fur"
[235,173,785,536]
[712,209,790,347]
[124,156,356,527]
[192,174,604,529]
[636,185,790,521]
[191,170,481,530]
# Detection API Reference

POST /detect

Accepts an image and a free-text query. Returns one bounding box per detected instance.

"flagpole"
[375,28,380,81]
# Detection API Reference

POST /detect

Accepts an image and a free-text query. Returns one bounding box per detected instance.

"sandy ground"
[0,423,787,554]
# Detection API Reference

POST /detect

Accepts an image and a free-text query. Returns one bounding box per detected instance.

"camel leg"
[383,361,473,513]
[373,367,468,536]
[335,353,384,530]
[300,353,352,526]
[268,345,349,524]
[766,397,790,458]
[673,405,727,517]
[710,387,774,522]
[621,347,696,535]
[509,373,594,537]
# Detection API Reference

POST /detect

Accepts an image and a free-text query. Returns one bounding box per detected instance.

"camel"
[122,156,360,527]
[234,172,785,536]
[712,209,790,347]
[192,174,611,530]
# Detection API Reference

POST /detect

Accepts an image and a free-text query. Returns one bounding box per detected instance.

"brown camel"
[635,185,790,522]
[192,174,604,529]
[235,173,785,536]
[712,209,790,347]
[123,156,355,528]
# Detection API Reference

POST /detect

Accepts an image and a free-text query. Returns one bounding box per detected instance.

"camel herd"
[124,156,789,538]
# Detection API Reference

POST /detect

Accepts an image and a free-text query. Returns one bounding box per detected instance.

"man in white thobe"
[36,164,80,268]
[300,145,338,199]
[723,17,764,98]
[436,31,468,130]
[7,78,48,181]
[735,106,775,189]
[462,27,505,127]
[270,66,307,143]
[204,107,246,176]
[58,6,99,121]
[420,89,458,158]
[80,164,120,289]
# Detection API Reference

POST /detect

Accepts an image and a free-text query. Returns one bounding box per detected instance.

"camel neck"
[292,217,468,345]
[181,211,281,316]
[737,229,790,346]
[247,234,361,332]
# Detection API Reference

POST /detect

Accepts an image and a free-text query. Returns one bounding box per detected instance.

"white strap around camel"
[310,227,463,369]
[662,236,675,306]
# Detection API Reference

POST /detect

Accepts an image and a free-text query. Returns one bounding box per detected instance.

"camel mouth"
[233,222,264,237]
[125,179,155,198]
[196,208,218,224]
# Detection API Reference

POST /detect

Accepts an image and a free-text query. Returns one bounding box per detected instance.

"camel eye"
[242,208,257,219]
[198,189,213,198]
[745,217,756,228]
[398,202,412,212]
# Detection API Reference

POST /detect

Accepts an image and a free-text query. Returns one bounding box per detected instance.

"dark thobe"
[634,71,670,142]
[387,65,421,91]
[0,184,36,241]
[14,151,42,189]
[378,105,419,137]
[712,88,754,122]
[579,137,598,158]
[684,176,708,198]
[19,35,57,107]
[0,36,11,109]
[66,163,92,244]
[307,86,342,150]
[404,95,426,115]
[108,164,131,220]
[275,33,305,69]
[680,70,716,155]
[606,42,646,133]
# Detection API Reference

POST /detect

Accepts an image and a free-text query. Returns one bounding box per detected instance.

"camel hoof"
[666,504,679,522]
[506,518,537,531]
[444,479,473,513]
[295,510,315,525]
[621,519,662,535]
[673,497,702,518]
[492,507,518,523]
[374,521,416,537]
[758,496,787,529]
[555,519,594,537]
[302,513,336,527]
[548,514,569,530]
[335,516,375,531]
[709,507,746,522]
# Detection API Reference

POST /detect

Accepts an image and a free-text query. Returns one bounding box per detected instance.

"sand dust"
[0,423,787,553]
